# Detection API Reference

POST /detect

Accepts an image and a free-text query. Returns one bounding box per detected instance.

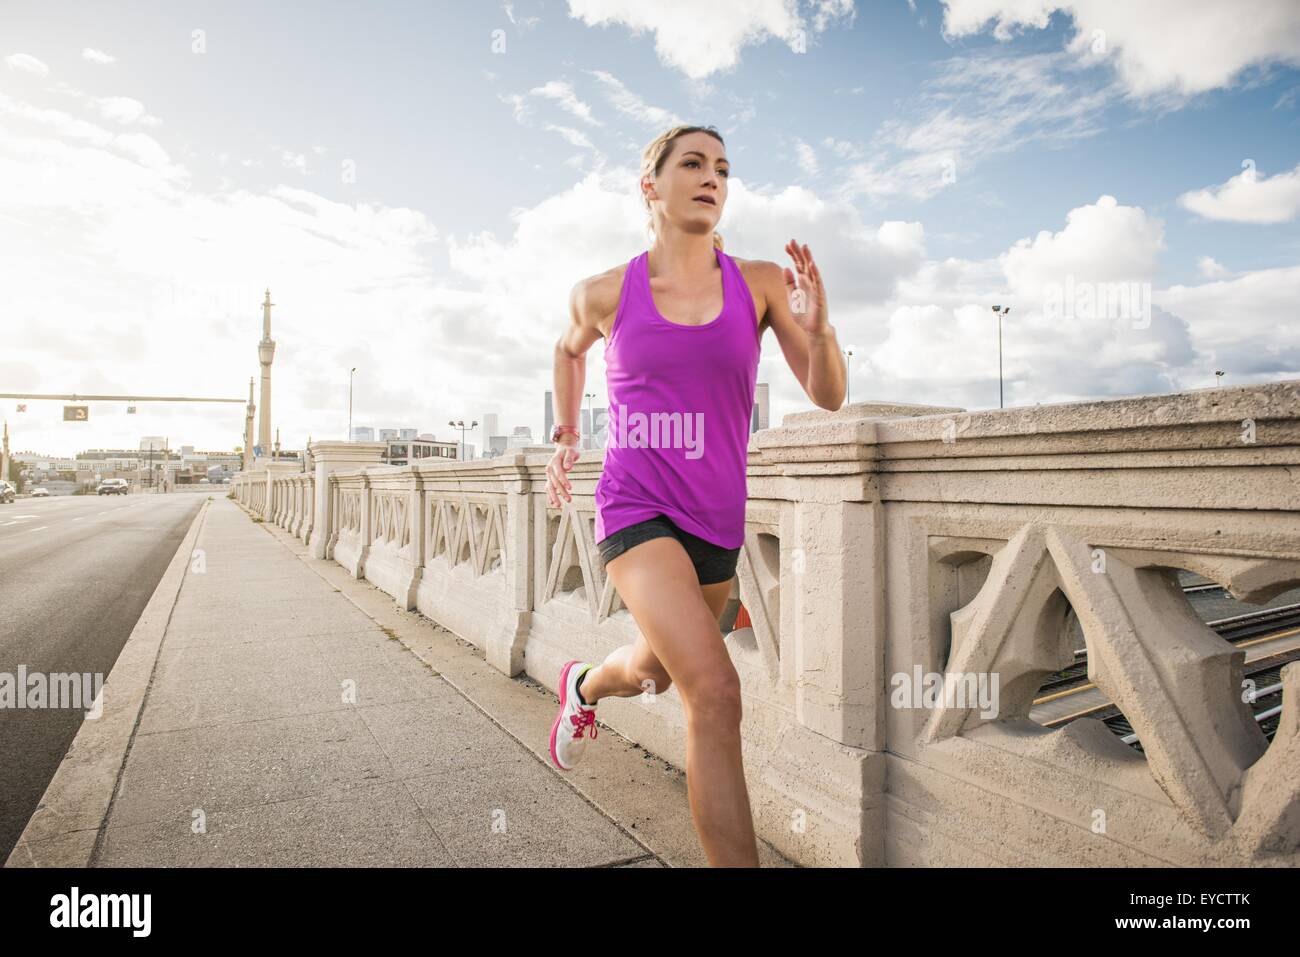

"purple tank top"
[594,246,761,549]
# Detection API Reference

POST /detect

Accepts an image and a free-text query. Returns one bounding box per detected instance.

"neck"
[647,225,718,280]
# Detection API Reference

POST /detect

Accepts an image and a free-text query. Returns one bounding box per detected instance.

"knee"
[680,672,743,724]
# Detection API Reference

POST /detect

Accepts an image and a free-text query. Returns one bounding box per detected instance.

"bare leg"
[580,574,733,703]
[593,538,759,867]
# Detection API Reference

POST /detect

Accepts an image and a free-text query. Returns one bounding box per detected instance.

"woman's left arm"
[756,240,846,411]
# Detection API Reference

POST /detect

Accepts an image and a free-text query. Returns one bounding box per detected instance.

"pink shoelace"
[569,707,598,740]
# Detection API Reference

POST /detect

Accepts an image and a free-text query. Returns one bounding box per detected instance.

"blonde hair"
[640,124,725,250]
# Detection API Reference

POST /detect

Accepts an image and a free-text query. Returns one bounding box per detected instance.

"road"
[0,492,205,863]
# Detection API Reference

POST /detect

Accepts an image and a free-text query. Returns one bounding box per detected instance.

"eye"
[684,158,729,177]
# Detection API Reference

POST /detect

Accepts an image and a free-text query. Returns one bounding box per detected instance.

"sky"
[3,0,1299,458]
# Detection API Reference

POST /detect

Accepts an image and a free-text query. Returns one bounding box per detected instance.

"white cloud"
[835,51,1112,204]
[530,80,601,126]
[566,0,854,79]
[1178,162,1300,224]
[502,0,540,29]
[502,80,606,158]
[0,83,446,456]
[1159,266,1300,367]
[1197,255,1229,279]
[89,96,162,126]
[543,123,594,149]
[82,48,117,64]
[1002,194,1165,299]
[0,90,186,184]
[942,0,1300,96]
[5,53,49,76]
[859,194,1247,409]
[793,138,819,176]
[587,69,682,128]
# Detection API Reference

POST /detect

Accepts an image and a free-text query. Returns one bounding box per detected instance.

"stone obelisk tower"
[1,419,9,486]
[243,376,256,471]
[257,288,275,459]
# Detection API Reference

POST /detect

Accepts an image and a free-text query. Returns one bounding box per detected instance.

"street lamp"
[347,367,358,441]
[448,419,477,460]
[842,346,855,406]
[991,306,1010,409]
[583,392,596,449]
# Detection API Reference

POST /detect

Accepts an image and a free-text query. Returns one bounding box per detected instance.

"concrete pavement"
[6,495,795,867]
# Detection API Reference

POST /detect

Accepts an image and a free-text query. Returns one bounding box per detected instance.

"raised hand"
[783,239,829,336]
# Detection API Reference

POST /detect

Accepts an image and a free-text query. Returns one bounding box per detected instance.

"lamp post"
[583,392,595,449]
[842,346,855,405]
[347,367,357,441]
[448,419,477,460]
[991,305,1010,409]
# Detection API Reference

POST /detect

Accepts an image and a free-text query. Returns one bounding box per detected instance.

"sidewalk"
[7,496,794,868]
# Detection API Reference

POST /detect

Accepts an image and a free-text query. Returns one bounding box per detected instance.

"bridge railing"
[229,380,1300,866]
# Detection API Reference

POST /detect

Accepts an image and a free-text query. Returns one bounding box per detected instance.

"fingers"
[546,454,574,507]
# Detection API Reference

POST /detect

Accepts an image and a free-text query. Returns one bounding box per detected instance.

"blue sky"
[3,0,1299,456]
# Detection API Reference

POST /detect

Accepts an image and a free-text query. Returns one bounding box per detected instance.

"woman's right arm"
[548,278,607,506]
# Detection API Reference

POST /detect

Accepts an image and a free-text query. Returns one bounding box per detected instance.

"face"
[644,131,729,234]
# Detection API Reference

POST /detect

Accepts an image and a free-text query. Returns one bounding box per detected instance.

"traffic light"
[127,405,137,414]
[63,405,89,421]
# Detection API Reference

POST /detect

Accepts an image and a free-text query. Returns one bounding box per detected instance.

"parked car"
[0,481,14,504]
[97,478,129,496]
[30,486,50,497]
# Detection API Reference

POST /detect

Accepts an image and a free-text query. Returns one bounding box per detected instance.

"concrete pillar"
[307,441,387,560]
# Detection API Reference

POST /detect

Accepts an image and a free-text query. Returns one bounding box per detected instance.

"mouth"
[693,195,716,206]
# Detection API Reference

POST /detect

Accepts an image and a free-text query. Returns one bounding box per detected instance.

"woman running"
[546,124,845,867]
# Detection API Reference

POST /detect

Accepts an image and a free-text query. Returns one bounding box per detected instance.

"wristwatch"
[550,424,580,444]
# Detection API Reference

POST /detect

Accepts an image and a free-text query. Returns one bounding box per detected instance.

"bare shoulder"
[730,256,781,330]
[571,261,630,338]
[732,256,781,287]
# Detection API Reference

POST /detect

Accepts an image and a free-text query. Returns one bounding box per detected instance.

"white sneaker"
[549,660,598,771]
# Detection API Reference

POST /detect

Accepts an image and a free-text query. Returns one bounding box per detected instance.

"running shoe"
[550,660,598,771]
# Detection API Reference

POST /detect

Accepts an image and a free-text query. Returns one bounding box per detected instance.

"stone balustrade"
[230,380,1300,867]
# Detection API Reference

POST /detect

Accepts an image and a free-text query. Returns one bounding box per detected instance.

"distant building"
[752,382,769,432]
[382,437,458,466]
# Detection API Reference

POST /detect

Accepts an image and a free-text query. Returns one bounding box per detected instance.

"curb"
[3,498,211,868]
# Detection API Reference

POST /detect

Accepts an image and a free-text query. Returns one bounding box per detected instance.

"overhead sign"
[63,405,88,421]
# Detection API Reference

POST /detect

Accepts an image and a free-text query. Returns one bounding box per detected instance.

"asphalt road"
[0,491,205,863]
